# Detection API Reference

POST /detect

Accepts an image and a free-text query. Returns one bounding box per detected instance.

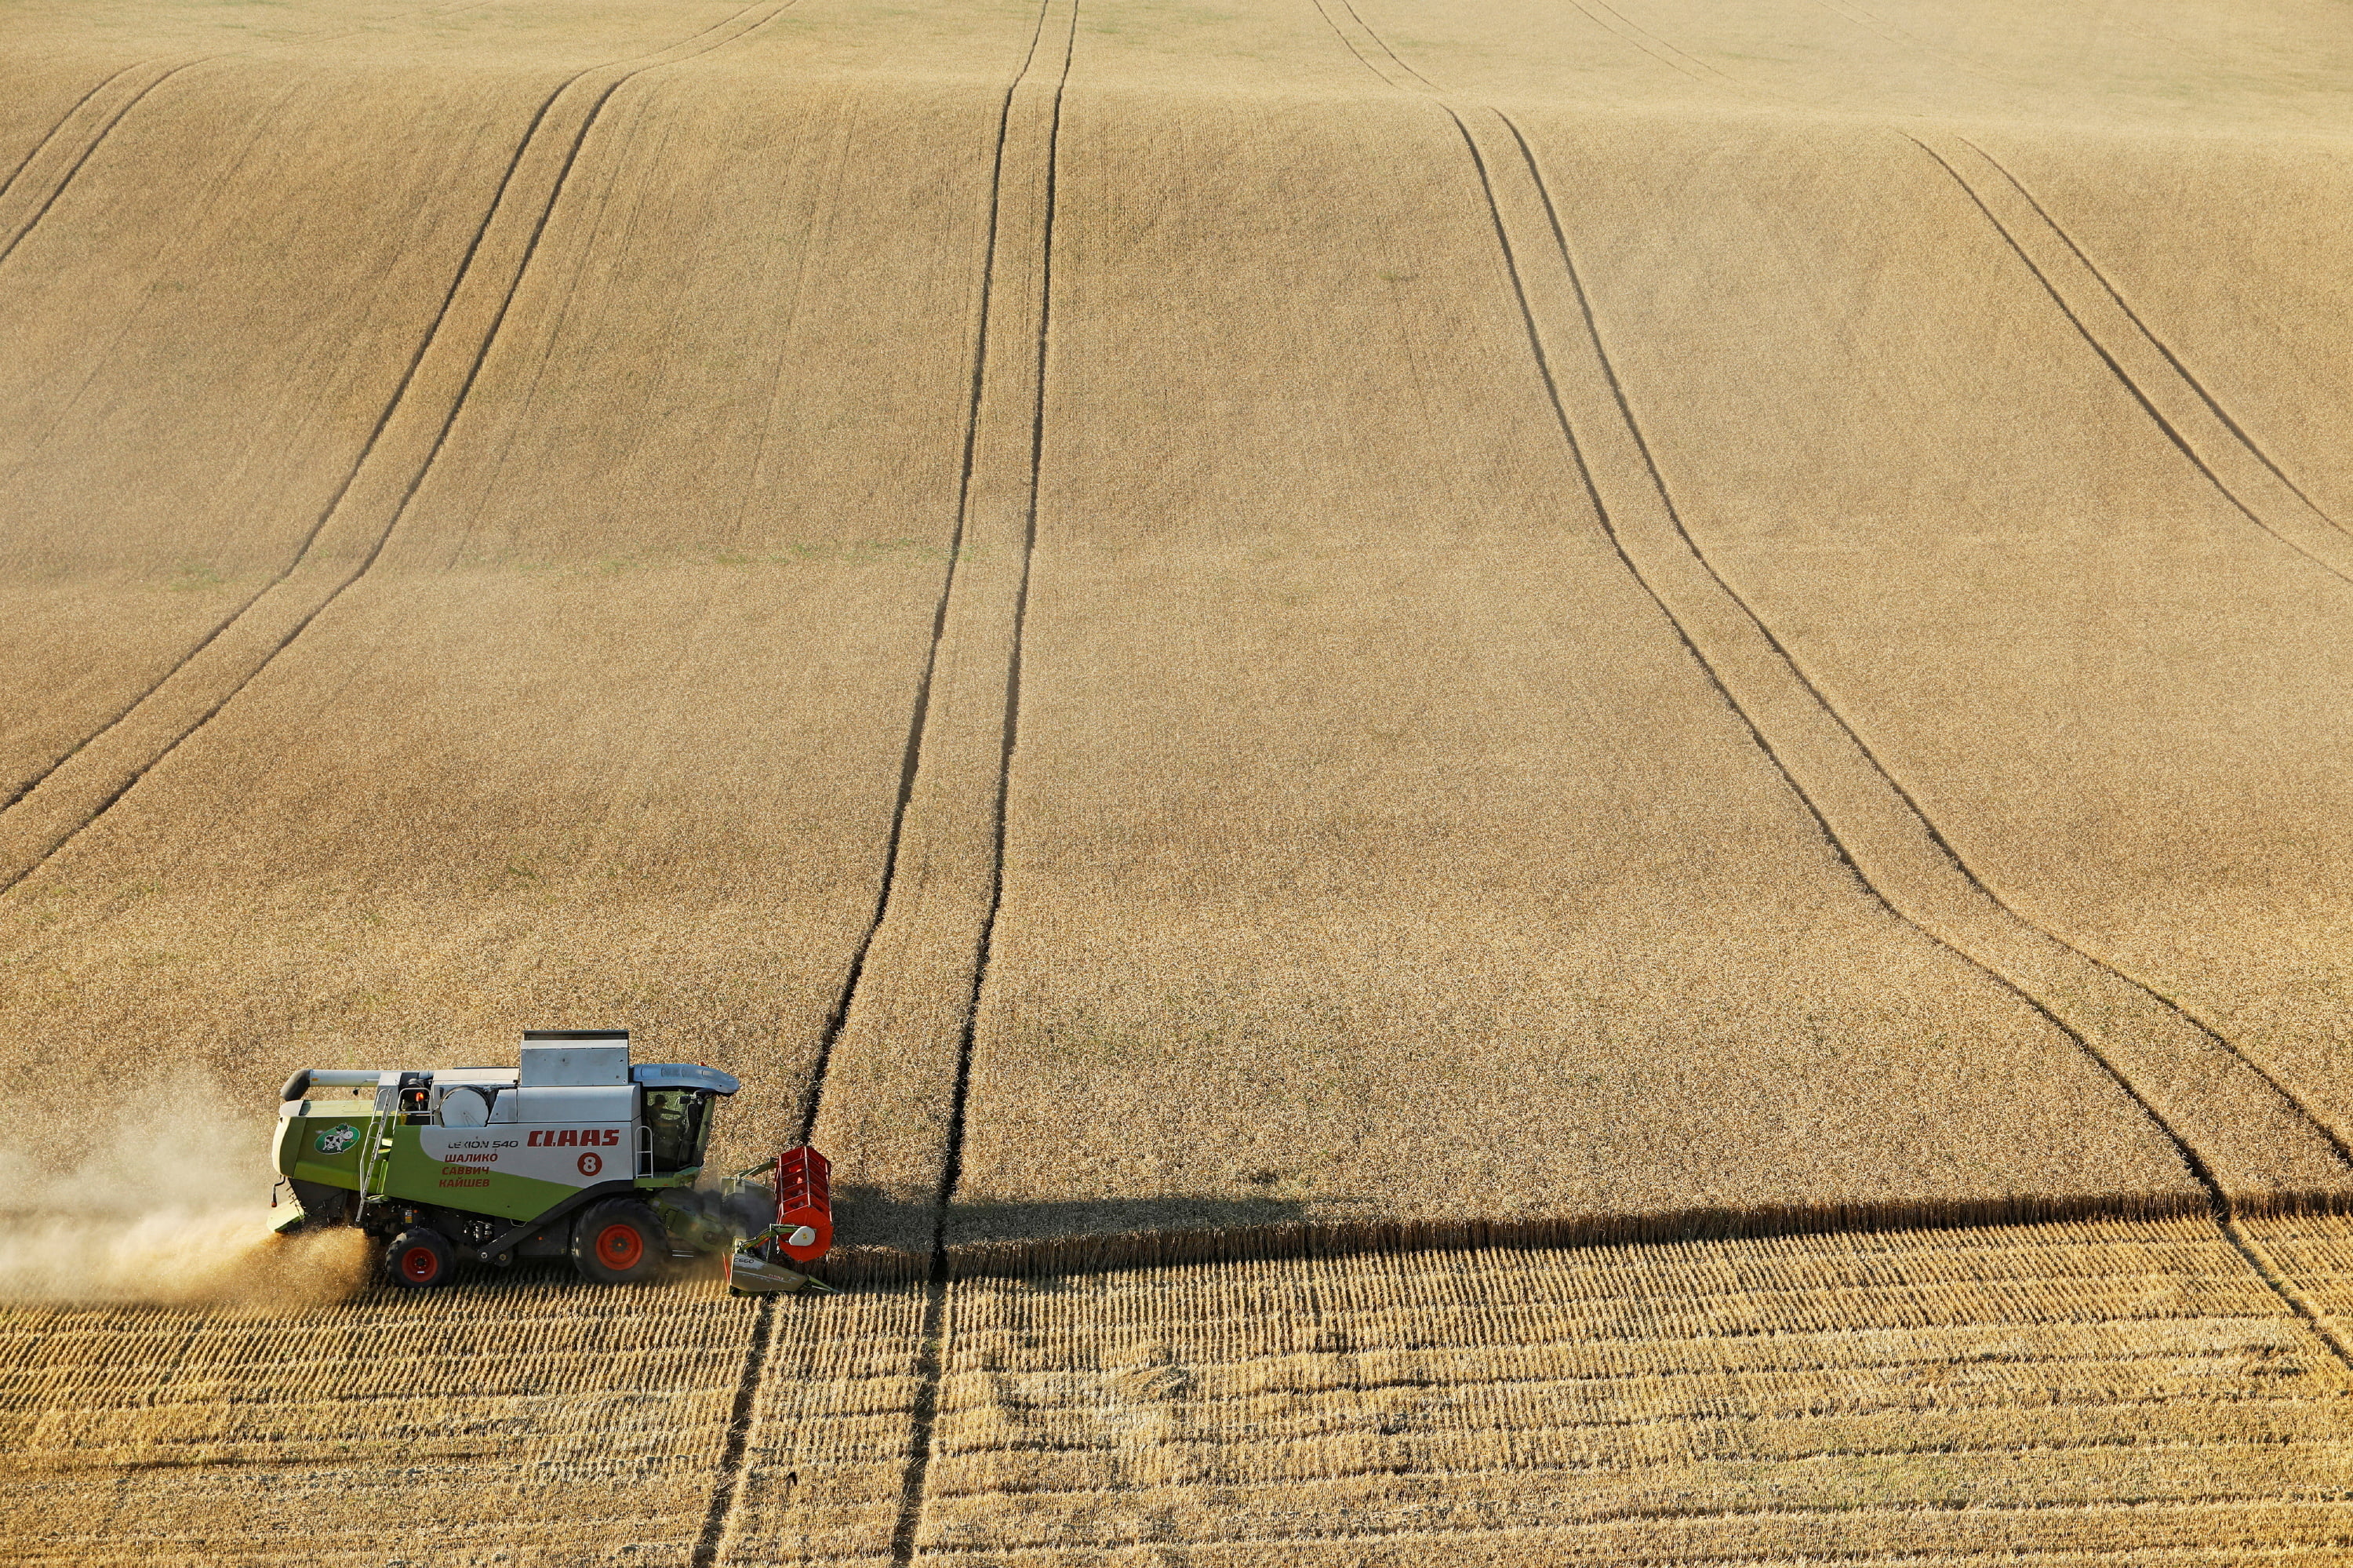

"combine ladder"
[353,1074,401,1226]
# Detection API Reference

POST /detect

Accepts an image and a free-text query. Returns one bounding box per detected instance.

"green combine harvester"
[271,1029,835,1293]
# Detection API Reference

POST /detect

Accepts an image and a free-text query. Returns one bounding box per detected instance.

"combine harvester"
[271,1029,835,1294]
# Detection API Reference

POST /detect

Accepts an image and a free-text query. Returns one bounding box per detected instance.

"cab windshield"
[642,1089,714,1174]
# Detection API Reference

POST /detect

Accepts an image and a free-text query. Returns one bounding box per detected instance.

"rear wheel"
[387,1227,454,1290]
[572,1199,664,1285]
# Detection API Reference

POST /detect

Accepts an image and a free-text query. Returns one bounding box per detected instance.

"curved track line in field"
[1907,134,2353,584]
[0,57,209,272]
[1311,0,1438,91]
[1954,136,2346,533]
[1299,0,2353,1195]
[1293,0,2353,1362]
[0,1,799,900]
[1487,108,2353,1362]
[0,61,591,814]
[1571,0,1742,88]
[1492,109,2353,1185]
[0,60,155,199]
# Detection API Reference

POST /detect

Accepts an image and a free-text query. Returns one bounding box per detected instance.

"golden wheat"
[6,0,2353,1559]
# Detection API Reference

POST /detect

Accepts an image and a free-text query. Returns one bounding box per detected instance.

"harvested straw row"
[901,1216,2353,1562]
[8,1222,2351,1563]
[0,1270,924,1567]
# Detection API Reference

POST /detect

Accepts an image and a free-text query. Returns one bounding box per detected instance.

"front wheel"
[387,1227,454,1289]
[571,1199,664,1285]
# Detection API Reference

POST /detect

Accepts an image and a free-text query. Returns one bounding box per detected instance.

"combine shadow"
[826,1184,1357,1285]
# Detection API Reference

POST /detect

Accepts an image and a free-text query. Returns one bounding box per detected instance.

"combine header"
[271,1029,835,1294]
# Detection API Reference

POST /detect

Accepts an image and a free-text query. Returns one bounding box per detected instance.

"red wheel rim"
[595,1222,644,1271]
[399,1245,440,1284]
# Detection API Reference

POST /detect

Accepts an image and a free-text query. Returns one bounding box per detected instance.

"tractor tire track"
[0,0,799,900]
[802,0,1072,1268]
[1908,133,2353,576]
[0,60,164,205]
[710,0,1071,1557]
[1299,0,2353,1266]
[790,0,1064,1151]
[0,56,209,273]
[1478,99,2353,1214]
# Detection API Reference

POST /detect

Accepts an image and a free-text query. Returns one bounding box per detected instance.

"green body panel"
[277,1111,366,1188]
[384,1126,580,1221]
[275,1104,700,1227]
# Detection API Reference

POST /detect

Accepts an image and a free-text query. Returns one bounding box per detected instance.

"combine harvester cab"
[271,1029,834,1293]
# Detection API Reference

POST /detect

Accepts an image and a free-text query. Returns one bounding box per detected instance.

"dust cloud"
[0,1079,370,1307]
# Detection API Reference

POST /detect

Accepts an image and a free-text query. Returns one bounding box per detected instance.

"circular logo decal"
[577,1151,603,1177]
[314,1124,358,1154]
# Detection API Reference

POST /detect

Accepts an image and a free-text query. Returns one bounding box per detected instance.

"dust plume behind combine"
[0,1079,368,1306]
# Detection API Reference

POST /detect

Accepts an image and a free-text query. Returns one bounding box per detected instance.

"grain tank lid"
[518,1029,630,1087]
[631,1063,740,1095]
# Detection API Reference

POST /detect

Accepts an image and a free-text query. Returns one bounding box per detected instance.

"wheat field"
[5,0,2353,1555]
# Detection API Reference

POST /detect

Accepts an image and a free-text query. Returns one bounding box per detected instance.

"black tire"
[387,1227,454,1290]
[571,1199,664,1285]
